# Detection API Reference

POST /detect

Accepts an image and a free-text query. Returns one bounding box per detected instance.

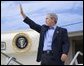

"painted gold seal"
[12,33,32,53]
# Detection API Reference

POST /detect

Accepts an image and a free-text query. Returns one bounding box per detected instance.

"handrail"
[70,51,83,65]
[1,52,23,65]
[1,51,83,65]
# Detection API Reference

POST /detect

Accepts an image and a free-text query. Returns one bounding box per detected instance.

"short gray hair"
[47,13,58,21]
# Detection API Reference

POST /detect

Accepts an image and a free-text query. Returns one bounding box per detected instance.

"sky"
[1,1,83,32]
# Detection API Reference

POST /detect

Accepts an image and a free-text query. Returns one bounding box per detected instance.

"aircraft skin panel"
[1,29,40,65]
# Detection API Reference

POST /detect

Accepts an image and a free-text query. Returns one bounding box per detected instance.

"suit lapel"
[52,26,60,42]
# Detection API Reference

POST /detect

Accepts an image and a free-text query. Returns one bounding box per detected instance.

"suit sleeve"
[62,29,70,55]
[23,17,42,33]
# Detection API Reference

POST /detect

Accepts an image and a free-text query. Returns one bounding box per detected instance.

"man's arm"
[61,28,70,62]
[62,29,70,54]
[20,4,42,33]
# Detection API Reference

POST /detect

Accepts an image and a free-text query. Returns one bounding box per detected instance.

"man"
[19,4,70,65]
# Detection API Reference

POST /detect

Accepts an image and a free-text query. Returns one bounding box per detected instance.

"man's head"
[45,13,58,27]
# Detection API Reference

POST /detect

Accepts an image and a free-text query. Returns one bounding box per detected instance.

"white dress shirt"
[43,24,57,51]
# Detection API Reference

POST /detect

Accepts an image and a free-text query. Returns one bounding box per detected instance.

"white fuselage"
[1,29,40,65]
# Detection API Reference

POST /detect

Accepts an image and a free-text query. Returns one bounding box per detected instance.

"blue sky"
[1,1,83,32]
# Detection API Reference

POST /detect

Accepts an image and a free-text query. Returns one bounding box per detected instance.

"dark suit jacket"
[23,17,70,64]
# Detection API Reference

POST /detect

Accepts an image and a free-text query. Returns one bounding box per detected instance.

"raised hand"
[19,4,26,19]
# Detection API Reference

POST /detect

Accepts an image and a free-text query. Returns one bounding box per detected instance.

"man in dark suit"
[20,4,70,65]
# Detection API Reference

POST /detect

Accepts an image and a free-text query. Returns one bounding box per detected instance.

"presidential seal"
[12,33,32,53]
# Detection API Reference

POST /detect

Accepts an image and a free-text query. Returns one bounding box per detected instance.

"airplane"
[1,29,41,65]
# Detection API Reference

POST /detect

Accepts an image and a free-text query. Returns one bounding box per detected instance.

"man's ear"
[55,20,57,24]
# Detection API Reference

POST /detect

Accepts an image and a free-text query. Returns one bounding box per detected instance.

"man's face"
[45,16,56,27]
